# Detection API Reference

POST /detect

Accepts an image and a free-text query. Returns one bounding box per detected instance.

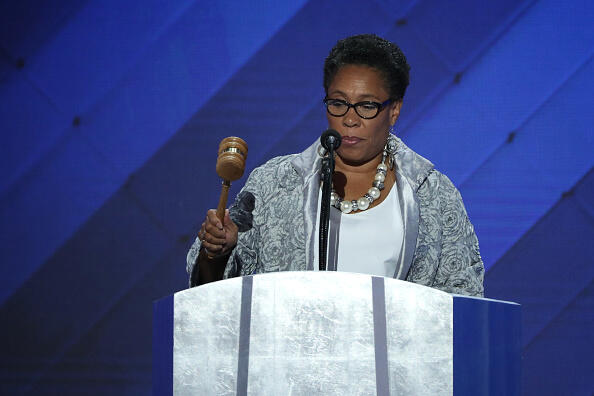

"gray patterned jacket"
[187,136,484,297]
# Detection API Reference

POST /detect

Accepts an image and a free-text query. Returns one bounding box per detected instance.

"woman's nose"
[343,107,360,127]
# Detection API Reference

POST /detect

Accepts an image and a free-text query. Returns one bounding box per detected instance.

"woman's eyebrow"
[356,94,382,101]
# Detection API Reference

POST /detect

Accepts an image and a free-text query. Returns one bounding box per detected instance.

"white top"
[313,183,404,277]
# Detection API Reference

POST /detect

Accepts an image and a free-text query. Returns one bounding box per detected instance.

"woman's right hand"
[198,209,238,258]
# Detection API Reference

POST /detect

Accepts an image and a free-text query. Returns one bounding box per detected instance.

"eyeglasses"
[323,98,392,119]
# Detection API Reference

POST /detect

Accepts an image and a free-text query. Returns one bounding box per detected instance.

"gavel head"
[216,137,248,181]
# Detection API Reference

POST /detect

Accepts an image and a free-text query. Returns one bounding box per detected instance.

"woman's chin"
[336,152,378,168]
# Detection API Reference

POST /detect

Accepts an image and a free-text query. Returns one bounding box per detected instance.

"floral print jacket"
[187,136,484,297]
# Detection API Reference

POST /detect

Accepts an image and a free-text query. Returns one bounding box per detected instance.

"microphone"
[320,129,341,151]
[318,129,341,272]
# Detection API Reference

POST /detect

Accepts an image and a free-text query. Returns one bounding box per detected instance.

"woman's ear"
[390,100,403,125]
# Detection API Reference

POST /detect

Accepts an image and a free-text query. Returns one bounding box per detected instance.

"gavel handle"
[216,180,231,222]
[205,180,231,260]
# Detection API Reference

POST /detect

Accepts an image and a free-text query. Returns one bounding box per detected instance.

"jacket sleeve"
[431,173,485,297]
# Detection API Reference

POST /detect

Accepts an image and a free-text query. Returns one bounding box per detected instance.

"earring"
[389,124,395,135]
[385,133,398,170]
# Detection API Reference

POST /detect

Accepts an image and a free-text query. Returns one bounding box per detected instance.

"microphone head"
[320,129,342,151]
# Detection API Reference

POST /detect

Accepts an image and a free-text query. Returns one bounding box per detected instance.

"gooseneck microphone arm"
[319,129,341,271]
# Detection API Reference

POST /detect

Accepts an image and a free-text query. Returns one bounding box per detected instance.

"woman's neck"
[332,151,388,200]
[334,152,383,177]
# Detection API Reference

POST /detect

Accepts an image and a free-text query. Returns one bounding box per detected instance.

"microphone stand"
[319,144,336,271]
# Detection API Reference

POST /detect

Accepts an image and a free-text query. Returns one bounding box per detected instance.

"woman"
[187,34,484,297]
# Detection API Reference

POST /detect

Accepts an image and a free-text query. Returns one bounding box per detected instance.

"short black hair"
[323,34,410,101]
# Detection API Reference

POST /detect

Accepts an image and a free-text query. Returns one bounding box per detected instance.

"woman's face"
[326,65,402,167]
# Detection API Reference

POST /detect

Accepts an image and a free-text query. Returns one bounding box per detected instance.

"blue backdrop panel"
[405,0,532,72]
[522,279,594,396]
[0,72,69,195]
[23,0,194,115]
[405,0,594,185]
[486,168,594,394]
[372,0,417,19]
[22,245,189,396]
[0,0,87,59]
[0,191,172,395]
[1,0,593,394]
[81,0,306,179]
[0,130,121,304]
[461,55,594,270]
[0,53,11,83]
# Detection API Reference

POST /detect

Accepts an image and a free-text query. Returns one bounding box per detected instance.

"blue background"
[0,0,592,394]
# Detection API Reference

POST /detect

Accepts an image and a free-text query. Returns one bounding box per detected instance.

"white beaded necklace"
[318,134,398,214]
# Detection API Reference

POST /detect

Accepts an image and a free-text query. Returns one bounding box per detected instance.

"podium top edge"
[451,293,520,306]
[162,272,519,306]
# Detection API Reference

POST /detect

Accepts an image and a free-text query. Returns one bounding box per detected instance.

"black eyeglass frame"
[323,98,393,119]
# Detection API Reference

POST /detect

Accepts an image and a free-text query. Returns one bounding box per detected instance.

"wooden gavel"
[215,136,248,223]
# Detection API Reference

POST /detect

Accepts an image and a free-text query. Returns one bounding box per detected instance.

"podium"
[153,272,520,395]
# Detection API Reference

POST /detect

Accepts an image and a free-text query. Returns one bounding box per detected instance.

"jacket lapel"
[391,136,434,279]
[291,142,322,271]
[393,166,419,279]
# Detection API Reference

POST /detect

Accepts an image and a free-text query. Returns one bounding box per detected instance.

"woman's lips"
[341,136,362,145]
